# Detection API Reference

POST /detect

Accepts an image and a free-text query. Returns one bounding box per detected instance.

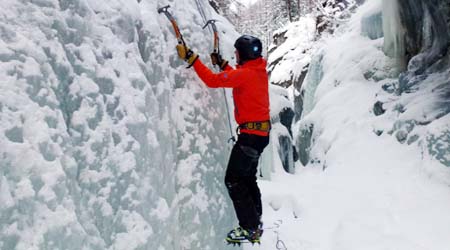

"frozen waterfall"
[0,0,239,249]
[382,0,406,70]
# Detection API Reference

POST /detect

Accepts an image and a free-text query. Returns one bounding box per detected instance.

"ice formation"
[0,0,240,249]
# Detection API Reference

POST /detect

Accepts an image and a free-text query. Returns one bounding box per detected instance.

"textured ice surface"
[299,52,324,119]
[0,0,238,249]
[360,1,383,40]
[382,0,406,69]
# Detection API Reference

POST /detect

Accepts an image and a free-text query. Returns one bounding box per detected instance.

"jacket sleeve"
[192,59,242,88]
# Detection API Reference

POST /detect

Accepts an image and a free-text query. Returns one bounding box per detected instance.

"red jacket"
[193,57,270,136]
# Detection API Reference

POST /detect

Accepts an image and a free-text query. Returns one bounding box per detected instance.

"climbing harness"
[238,121,271,133]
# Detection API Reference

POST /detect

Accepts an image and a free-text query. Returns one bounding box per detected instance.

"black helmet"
[234,35,262,64]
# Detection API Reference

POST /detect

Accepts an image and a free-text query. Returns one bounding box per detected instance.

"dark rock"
[373,101,385,116]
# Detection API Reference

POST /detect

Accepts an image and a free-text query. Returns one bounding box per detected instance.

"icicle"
[382,0,406,71]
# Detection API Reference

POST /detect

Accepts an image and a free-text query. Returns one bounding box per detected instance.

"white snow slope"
[253,1,450,250]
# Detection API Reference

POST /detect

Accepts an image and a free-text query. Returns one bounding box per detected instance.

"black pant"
[225,133,269,230]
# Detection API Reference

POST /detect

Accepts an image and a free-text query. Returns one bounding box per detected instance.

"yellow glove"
[210,52,228,71]
[176,44,199,67]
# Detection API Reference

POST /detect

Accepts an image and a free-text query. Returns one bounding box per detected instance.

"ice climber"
[176,35,270,244]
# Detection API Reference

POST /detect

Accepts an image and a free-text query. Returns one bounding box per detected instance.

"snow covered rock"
[268,17,316,89]
[296,0,450,170]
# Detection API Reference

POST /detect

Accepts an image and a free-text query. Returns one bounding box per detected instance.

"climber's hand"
[210,52,228,70]
[176,44,199,67]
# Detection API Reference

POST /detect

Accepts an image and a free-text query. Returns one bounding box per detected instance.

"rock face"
[397,0,450,71]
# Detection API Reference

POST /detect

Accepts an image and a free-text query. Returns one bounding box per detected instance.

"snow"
[236,0,260,8]
[269,84,293,118]
[258,130,450,250]
[268,17,316,86]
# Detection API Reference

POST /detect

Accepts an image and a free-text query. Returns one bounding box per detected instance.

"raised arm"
[192,59,242,88]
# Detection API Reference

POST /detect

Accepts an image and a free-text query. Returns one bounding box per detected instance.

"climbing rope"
[222,89,236,143]
[194,0,236,144]
[263,220,288,250]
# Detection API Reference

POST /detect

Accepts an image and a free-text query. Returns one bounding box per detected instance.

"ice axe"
[202,19,220,54]
[203,19,226,72]
[157,5,186,46]
[203,19,236,143]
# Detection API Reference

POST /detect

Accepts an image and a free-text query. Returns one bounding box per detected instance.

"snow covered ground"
[259,130,450,250]
[258,81,450,249]
[250,1,450,250]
